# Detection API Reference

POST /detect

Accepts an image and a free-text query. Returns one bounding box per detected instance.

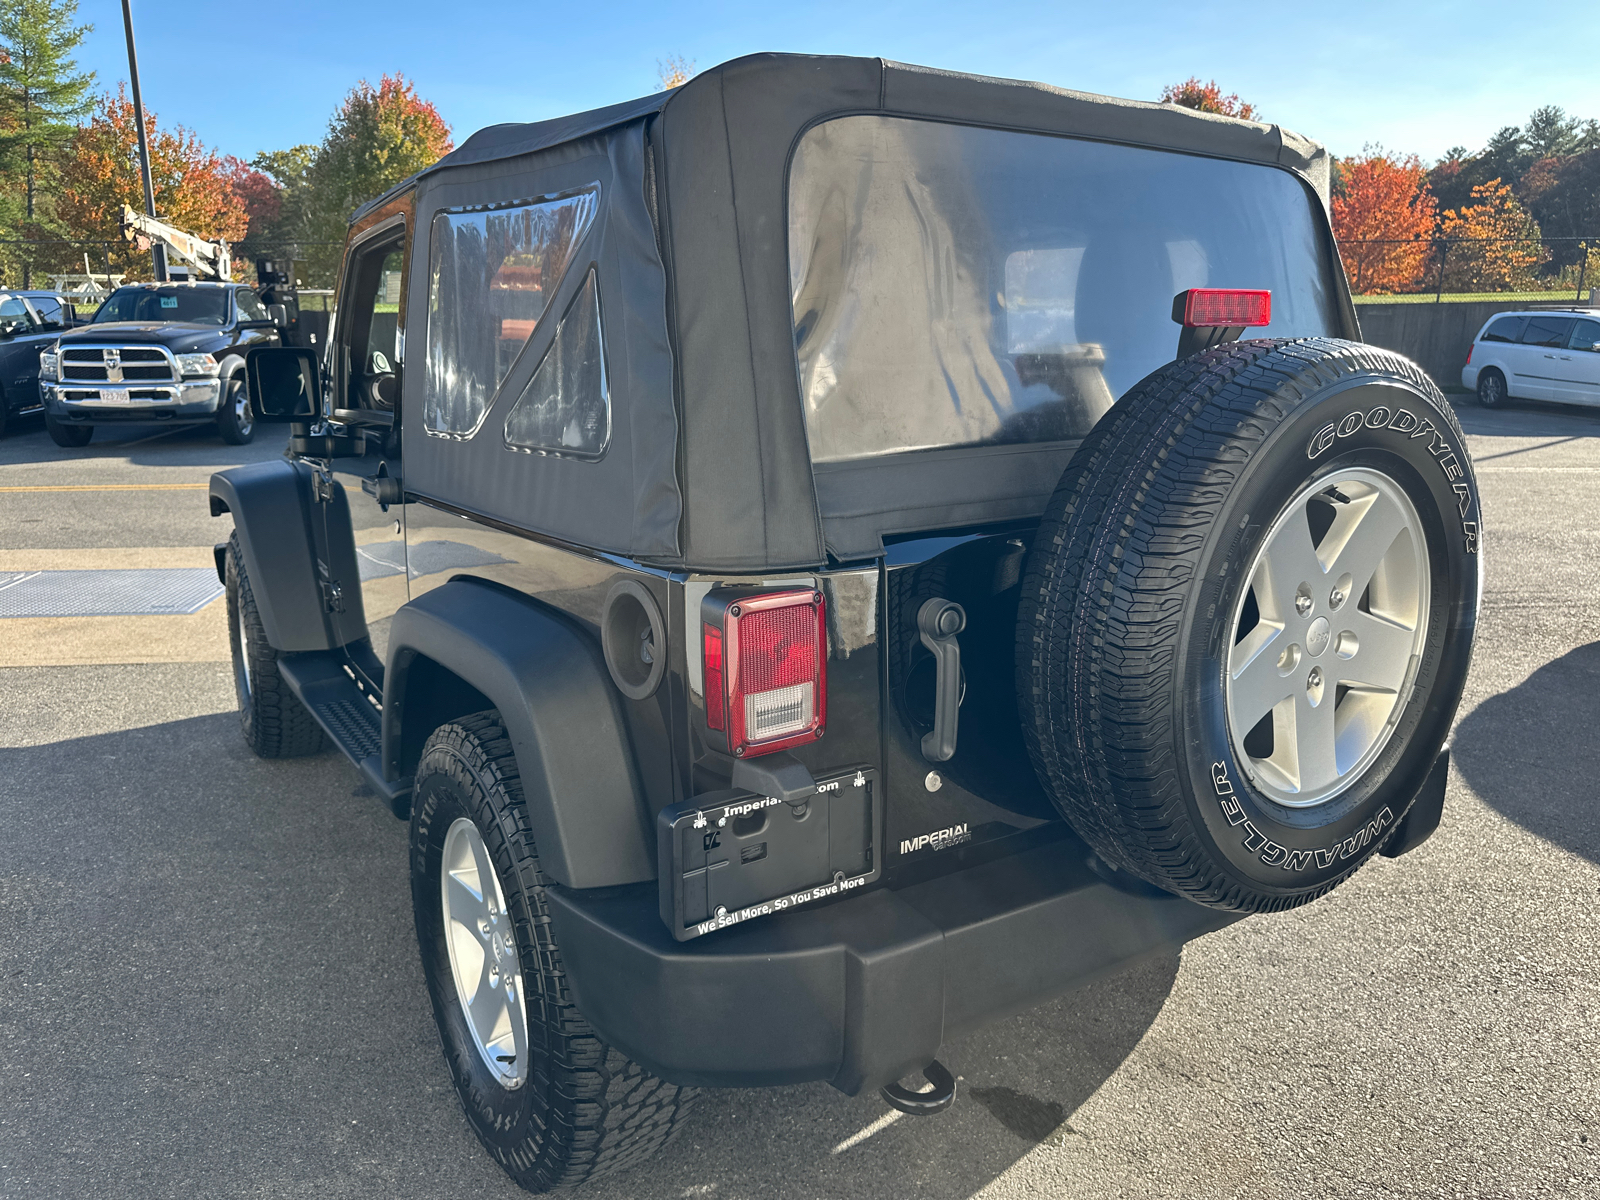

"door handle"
[917,597,966,762]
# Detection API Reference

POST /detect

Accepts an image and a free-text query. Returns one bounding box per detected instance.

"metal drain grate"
[0,568,224,618]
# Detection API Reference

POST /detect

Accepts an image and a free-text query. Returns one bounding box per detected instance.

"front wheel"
[225,532,325,757]
[1019,339,1481,913]
[216,374,256,445]
[45,413,92,447]
[1476,367,1508,409]
[411,713,696,1192]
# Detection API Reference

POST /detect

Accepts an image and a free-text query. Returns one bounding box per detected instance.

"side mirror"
[245,346,320,422]
[0,318,26,337]
[266,303,288,331]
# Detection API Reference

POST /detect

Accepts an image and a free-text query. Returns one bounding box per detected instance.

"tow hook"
[879,1059,958,1116]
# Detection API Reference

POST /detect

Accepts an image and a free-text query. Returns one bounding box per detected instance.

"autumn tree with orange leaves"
[54,85,247,279]
[1159,78,1258,121]
[1437,180,1547,292]
[1331,148,1438,294]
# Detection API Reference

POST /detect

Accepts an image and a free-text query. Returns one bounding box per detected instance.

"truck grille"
[61,346,177,385]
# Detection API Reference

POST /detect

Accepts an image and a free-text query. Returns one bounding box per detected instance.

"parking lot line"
[0,483,210,492]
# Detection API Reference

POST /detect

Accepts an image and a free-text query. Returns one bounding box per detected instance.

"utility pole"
[120,0,166,281]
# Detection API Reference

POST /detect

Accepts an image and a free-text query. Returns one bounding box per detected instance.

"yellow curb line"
[0,483,209,492]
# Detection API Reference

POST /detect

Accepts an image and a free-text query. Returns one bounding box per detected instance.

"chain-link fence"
[1338,234,1600,304]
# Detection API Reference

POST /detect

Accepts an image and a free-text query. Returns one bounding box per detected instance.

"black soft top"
[385,54,1341,572]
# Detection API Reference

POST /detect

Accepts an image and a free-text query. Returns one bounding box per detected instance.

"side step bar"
[277,651,413,818]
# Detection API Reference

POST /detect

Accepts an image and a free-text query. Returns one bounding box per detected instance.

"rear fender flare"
[385,579,655,889]
[209,460,335,652]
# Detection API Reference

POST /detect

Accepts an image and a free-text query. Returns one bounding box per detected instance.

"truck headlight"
[39,351,57,381]
[177,353,220,377]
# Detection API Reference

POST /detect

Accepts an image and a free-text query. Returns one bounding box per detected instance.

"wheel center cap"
[1306,616,1332,657]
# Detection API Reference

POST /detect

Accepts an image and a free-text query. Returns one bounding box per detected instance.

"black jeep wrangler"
[213,55,1480,1192]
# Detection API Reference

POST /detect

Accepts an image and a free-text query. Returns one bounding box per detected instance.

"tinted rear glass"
[1482,315,1526,343]
[789,116,1339,463]
[1569,318,1600,351]
[93,287,229,326]
[1520,315,1574,348]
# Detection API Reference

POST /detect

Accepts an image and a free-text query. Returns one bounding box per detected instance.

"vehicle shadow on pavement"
[0,420,288,468]
[0,709,1178,1199]
[1452,397,1600,442]
[1452,640,1600,864]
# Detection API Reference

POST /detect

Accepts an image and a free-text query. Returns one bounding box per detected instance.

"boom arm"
[120,204,232,280]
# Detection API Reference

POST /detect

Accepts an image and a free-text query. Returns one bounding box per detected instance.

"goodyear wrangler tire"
[1018,338,1481,913]
[411,712,697,1191]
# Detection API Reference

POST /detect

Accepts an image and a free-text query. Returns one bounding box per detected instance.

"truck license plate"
[99,387,130,404]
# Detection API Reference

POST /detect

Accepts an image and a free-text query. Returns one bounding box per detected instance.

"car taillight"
[701,589,826,757]
[1173,288,1273,328]
[1465,344,1473,365]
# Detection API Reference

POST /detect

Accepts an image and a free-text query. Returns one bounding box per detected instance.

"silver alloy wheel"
[1479,372,1505,407]
[440,816,530,1089]
[232,377,254,435]
[1225,467,1431,807]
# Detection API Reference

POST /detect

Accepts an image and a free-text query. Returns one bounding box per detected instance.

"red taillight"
[1174,288,1272,328]
[701,589,827,758]
[1465,344,1473,365]
[702,623,725,730]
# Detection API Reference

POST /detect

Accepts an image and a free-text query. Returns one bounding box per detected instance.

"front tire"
[1476,367,1508,409]
[45,413,92,447]
[225,532,325,757]
[411,713,696,1192]
[1018,339,1481,913]
[216,373,256,445]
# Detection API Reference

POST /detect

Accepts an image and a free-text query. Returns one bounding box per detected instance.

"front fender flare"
[210,460,334,651]
[386,579,655,889]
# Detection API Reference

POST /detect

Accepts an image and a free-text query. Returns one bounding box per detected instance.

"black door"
[323,222,409,691]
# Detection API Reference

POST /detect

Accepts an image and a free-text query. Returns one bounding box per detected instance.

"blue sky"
[76,1,1599,165]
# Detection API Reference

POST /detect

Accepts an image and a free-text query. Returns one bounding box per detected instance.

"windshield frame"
[91,285,235,328]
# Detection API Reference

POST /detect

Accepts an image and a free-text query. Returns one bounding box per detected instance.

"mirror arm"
[330,407,394,428]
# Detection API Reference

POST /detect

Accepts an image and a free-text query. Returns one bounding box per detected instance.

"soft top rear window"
[789,116,1339,463]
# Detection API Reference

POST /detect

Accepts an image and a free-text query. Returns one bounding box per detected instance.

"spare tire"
[1018,338,1481,913]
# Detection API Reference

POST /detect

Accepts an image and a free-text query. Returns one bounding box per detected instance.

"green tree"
[1524,105,1582,160]
[289,75,452,284]
[0,0,94,284]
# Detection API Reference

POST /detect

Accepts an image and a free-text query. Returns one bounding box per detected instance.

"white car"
[1462,308,1600,408]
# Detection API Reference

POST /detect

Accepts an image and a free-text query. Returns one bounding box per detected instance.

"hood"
[57,322,229,354]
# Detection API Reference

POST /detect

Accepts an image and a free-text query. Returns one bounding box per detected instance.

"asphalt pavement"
[0,402,1596,1199]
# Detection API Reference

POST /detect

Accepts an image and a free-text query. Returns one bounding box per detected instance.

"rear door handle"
[917,597,966,762]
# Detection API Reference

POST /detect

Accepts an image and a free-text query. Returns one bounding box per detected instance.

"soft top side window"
[503,268,609,460]
[423,185,599,439]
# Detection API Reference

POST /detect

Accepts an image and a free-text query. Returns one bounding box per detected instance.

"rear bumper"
[546,833,1239,1095]
[1461,364,1479,390]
